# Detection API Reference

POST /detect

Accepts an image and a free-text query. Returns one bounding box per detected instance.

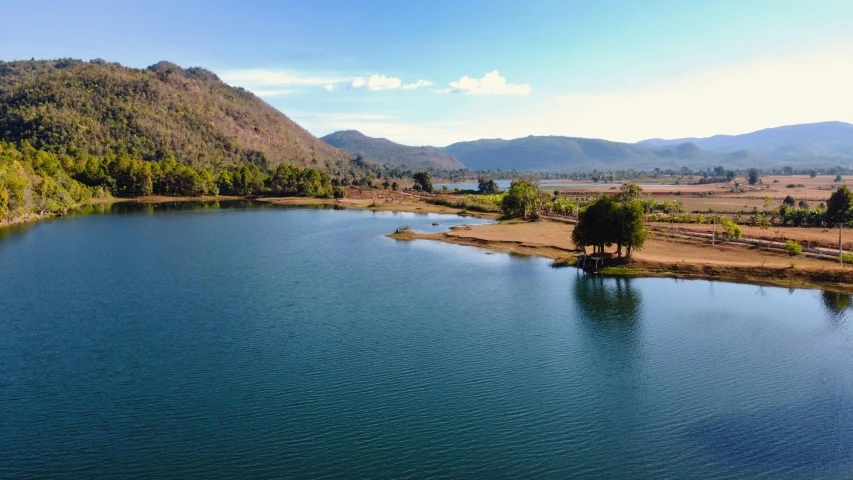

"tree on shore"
[413,171,433,193]
[477,178,500,194]
[572,183,646,257]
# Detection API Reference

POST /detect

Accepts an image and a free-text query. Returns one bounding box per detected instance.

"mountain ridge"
[321,130,467,171]
[637,121,853,158]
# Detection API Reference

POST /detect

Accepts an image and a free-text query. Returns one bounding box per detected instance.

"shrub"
[785,240,803,256]
[722,220,743,239]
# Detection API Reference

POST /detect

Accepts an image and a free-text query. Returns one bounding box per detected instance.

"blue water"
[1,202,852,479]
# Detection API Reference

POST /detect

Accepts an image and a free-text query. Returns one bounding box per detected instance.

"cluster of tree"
[572,184,646,257]
[0,141,97,221]
[387,166,468,182]
[774,186,853,228]
[412,171,434,193]
[477,178,500,194]
[0,140,345,222]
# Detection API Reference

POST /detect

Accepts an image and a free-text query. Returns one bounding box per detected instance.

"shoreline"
[5,193,853,293]
[388,224,853,294]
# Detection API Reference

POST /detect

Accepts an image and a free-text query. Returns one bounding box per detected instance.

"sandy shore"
[389,217,853,293]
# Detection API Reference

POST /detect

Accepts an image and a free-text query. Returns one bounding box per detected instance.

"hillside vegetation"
[0,58,390,224]
[0,140,348,224]
[0,59,375,175]
[322,130,467,172]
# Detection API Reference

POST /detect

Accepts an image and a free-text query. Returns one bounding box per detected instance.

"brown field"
[650,222,852,251]
[549,174,847,214]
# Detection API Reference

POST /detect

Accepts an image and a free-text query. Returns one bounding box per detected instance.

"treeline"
[0,141,344,222]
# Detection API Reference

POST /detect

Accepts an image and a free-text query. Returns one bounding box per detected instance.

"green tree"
[825,185,853,226]
[501,178,541,220]
[412,171,433,193]
[572,194,645,257]
[748,168,760,185]
[783,195,796,206]
[477,178,500,194]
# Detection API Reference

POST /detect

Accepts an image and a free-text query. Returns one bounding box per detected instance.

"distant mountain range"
[442,136,703,172]
[638,121,853,159]
[321,130,466,171]
[323,122,853,173]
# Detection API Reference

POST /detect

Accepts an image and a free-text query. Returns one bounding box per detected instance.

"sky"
[2,0,853,146]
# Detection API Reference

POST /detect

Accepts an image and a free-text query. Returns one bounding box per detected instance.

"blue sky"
[2,0,853,145]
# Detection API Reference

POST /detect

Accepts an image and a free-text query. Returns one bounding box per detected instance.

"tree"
[810,170,818,178]
[783,195,796,206]
[748,168,760,185]
[572,194,646,257]
[477,178,500,194]
[725,170,736,181]
[826,185,853,226]
[619,182,643,200]
[391,181,399,191]
[501,178,541,220]
[836,174,843,182]
[412,171,433,193]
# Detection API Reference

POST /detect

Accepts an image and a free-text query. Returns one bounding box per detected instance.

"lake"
[1,202,852,479]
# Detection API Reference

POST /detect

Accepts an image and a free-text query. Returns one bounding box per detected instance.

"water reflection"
[573,275,642,325]
[571,275,647,467]
[0,200,303,242]
[821,290,852,324]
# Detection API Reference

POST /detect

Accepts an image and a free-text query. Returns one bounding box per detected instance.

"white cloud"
[402,79,435,90]
[323,84,337,92]
[434,88,451,94]
[447,70,532,96]
[351,74,402,91]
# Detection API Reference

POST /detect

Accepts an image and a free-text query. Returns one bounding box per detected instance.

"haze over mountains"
[324,122,853,173]
[638,121,853,159]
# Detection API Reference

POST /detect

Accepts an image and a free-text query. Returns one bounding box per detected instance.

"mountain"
[321,130,467,171]
[638,122,853,160]
[0,59,363,173]
[442,136,710,172]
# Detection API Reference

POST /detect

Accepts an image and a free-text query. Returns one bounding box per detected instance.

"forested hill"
[0,59,360,173]
[321,130,467,171]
